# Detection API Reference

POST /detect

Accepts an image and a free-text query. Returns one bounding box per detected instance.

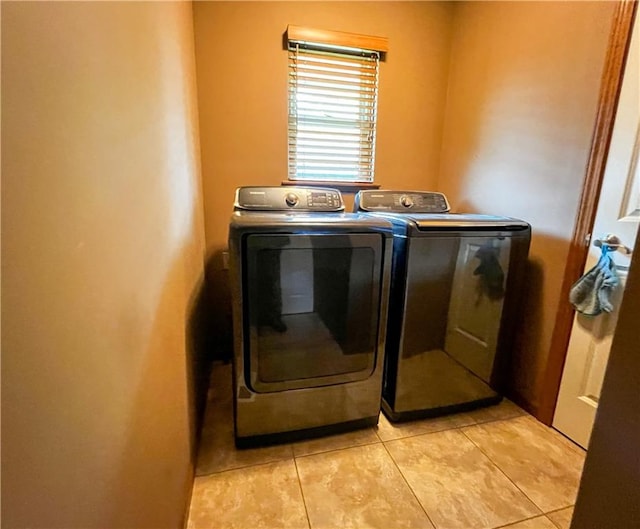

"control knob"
[400,195,414,208]
[285,193,299,207]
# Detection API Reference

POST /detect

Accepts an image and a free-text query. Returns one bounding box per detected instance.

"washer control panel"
[234,186,344,212]
[355,190,450,213]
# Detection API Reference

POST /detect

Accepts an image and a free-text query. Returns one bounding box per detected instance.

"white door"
[553,16,640,449]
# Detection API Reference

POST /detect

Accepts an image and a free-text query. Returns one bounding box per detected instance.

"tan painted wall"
[438,1,615,411]
[1,2,205,528]
[194,1,454,254]
[193,1,454,357]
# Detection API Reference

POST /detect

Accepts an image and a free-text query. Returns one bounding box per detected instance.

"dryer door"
[244,232,383,392]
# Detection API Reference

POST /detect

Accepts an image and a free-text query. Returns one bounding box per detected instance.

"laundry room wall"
[437,1,616,413]
[2,2,205,528]
[193,1,455,359]
[193,0,618,412]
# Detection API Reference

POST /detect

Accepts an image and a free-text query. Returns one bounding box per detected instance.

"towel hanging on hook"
[569,244,620,315]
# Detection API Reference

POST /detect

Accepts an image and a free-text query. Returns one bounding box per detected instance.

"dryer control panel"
[355,190,450,213]
[235,186,344,212]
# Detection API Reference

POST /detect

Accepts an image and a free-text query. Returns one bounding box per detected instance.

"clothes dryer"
[355,190,531,422]
[229,187,393,446]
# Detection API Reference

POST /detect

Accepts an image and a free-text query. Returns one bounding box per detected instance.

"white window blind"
[288,43,381,183]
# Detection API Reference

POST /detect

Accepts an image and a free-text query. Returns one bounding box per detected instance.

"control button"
[285,193,299,207]
[400,195,414,208]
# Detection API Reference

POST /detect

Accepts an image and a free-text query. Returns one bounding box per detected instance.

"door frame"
[538,0,638,425]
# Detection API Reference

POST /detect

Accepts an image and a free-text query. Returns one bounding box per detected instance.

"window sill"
[281,180,381,193]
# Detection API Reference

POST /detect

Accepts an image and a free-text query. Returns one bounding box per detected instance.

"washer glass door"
[245,233,383,392]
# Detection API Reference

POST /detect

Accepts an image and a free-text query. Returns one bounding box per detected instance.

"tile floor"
[187,363,584,529]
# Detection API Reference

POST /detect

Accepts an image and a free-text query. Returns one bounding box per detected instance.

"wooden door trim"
[538,0,638,425]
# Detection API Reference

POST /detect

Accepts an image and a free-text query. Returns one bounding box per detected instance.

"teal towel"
[569,251,619,315]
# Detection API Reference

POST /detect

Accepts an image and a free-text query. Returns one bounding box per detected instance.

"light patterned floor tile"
[187,459,309,529]
[376,399,526,442]
[500,515,557,528]
[386,429,541,529]
[464,399,527,424]
[462,416,585,512]
[190,364,581,529]
[547,506,574,529]
[292,427,380,457]
[296,443,433,529]
[375,409,476,442]
[196,363,293,475]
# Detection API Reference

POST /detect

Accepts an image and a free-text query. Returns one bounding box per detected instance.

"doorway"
[552,9,639,448]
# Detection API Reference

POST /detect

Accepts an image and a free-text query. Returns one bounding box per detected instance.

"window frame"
[284,26,388,190]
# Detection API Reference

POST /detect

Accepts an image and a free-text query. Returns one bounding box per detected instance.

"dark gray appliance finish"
[229,187,393,447]
[354,190,531,422]
[234,186,344,212]
[355,189,450,213]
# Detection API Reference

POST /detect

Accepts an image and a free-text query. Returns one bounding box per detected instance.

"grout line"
[545,503,575,529]
[378,411,527,444]
[459,427,545,516]
[372,422,384,443]
[545,517,564,529]
[545,505,574,515]
[198,433,385,478]
[377,424,454,444]
[201,413,526,477]
[380,440,438,529]
[491,512,551,529]
[198,380,529,477]
[541,420,587,456]
[194,451,294,478]
[292,455,313,529]
[293,438,381,461]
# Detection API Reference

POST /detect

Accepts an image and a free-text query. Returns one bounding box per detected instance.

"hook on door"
[593,234,633,255]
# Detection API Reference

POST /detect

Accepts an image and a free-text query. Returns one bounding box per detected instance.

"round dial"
[285,193,299,207]
[400,195,414,208]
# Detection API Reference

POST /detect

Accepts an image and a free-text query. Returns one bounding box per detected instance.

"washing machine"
[354,190,531,422]
[228,186,393,447]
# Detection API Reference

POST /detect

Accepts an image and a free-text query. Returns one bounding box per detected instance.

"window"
[286,26,388,184]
